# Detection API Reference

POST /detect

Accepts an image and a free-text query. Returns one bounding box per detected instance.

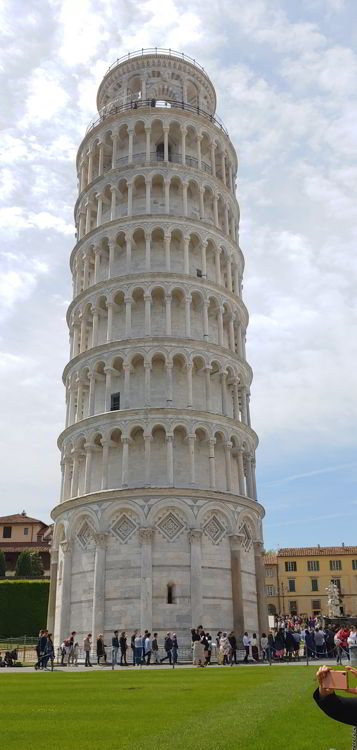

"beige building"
[0,511,52,576]
[264,546,357,617]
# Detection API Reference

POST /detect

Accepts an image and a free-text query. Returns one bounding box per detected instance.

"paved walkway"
[0,658,341,674]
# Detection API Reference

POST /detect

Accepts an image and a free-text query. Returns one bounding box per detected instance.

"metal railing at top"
[85,98,228,137]
[104,48,208,77]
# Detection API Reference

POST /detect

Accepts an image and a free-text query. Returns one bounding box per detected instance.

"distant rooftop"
[0,512,48,526]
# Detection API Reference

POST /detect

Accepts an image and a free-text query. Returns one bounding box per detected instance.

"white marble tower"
[49,49,267,647]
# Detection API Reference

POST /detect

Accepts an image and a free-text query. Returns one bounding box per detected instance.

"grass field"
[0,666,353,750]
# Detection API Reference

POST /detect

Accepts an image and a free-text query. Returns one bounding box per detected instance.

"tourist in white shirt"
[348,626,357,646]
[243,632,251,663]
[145,633,152,665]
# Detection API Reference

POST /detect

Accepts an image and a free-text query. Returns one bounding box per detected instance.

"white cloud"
[0,207,73,236]
[19,67,70,127]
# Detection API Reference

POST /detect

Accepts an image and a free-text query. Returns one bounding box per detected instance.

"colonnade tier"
[58,414,257,502]
[62,345,252,429]
[75,168,239,244]
[70,223,244,298]
[67,280,247,359]
[76,112,237,202]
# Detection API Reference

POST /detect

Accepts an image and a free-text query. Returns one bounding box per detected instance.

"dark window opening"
[156,142,172,161]
[111,392,120,411]
[3,526,11,538]
[24,528,29,536]
[167,584,175,604]
[196,269,202,278]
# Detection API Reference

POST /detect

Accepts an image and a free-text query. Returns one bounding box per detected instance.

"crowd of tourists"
[35,618,357,669]
[268,615,357,663]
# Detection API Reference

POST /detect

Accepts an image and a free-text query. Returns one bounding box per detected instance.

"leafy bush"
[0,580,49,637]
[29,551,44,577]
[15,550,33,578]
[15,550,44,578]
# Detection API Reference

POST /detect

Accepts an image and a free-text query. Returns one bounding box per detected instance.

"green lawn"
[0,666,353,749]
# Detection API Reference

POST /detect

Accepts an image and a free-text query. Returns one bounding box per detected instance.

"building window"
[3,527,11,538]
[307,560,319,571]
[110,392,120,411]
[268,604,277,615]
[352,560,357,570]
[167,584,175,604]
[331,578,341,591]
[196,269,202,278]
[24,528,29,536]
[312,600,321,613]
[265,568,274,578]
[330,560,342,571]
[266,585,275,597]
[288,578,296,592]
[289,601,297,615]
[311,578,319,592]
[285,561,297,572]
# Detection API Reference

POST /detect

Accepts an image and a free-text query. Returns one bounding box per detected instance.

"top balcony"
[86,97,228,138]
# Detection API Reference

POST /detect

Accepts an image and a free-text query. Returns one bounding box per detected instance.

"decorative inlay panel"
[239,521,252,552]
[156,511,185,542]
[111,513,138,543]
[203,513,226,544]
[76,521,94,550]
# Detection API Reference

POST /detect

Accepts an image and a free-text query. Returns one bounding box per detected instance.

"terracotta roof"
[264,554,278,565]
[0,513,48,525]
[277,546,357,557]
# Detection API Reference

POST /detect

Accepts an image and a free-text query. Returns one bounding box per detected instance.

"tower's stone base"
[49,488,266,646]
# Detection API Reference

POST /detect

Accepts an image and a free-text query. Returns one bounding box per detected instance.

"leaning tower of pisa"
[49,49,267,647]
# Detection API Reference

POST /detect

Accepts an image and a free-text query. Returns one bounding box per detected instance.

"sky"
[0,0,356,549]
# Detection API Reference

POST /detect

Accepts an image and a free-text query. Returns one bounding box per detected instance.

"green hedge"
[0,580,49,637]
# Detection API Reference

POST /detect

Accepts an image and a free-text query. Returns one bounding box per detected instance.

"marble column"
[237,449,246,496]
[254,541,269,636]
[166,434,174,486]
[185,296,191,337]
[84,443,94,494]
[111,131,118,169]
[144,363,151,406]
[108,239,116,278]
[144,434,152,485]
[145,233,151,271]
[208,438,216,488]
[139,528,153,633]
[229,534,245,636]
[91,534,108,640]
[190,530,203,628]
[145,127,151,162]
[181,125,186,165]
[224,441,232,491]
[121,437,129,487]
[126,235,132,274]
[165,294,172,335]
[183,236,190,275]
[101,440,110,490]
[188,434,196,485]
[164,233,171,270]
[47,549,58,634]
[58,540,72,642]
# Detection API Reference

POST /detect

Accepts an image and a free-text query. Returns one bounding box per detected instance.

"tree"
[0,550,6,577]
[30,551,44,578]
[15,550,33,578]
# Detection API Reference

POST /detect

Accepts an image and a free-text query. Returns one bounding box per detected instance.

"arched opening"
[156,141,172,161]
